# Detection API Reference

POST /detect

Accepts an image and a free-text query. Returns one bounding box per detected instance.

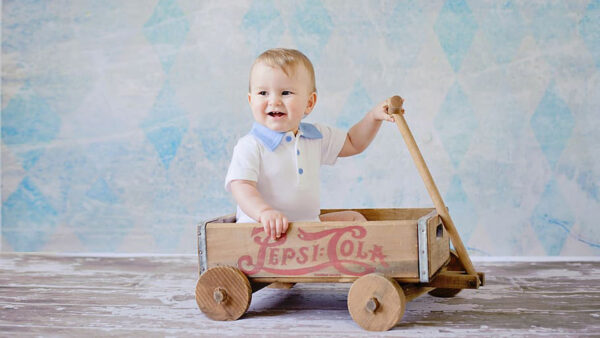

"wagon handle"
[387,96,478,280]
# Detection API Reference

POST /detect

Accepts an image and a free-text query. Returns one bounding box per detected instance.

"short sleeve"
[224,136,261,192]
[314,123,347,165]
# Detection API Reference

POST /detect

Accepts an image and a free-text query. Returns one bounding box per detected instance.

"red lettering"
[282,248,295,265]
[340,240,354,257]
[269,248,279,265]
[312,244,319,262]
[238,227,287,275]
[369,245,389,267]
[297,246,308,264]
[239,225,384,276]
[356,241,368,259]
[323,226,376,275]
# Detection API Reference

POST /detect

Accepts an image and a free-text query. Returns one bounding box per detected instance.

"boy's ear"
[247,93,252,104]
[304,92,317,116]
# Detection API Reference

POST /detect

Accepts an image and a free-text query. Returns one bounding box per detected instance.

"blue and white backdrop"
[2,0,599,256]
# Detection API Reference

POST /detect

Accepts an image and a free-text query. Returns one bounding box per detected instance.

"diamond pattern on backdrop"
[579,0,600,69]
[1,84,61,170]
[289,0,333,60]
[141,82,189,169]
[531,179,575,255]
[384,0,428,68]
[434,0,478,72]
[528,2,578,45]
[86,178,120,205]
[69,178,133,252]
[2,0,600,255]
[143,0,190,73]
[434,82,478,168]
[577,171,599,203]
[337,81,373,129]
[445,175,477,243]
[145,183,187,252]
[2,177,58,251]
[198,127,232,163]
[530,82,575,169]
[478,0,525,64]
[242,0,284,55]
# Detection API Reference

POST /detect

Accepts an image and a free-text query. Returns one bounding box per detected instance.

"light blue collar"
[250,122,323,151]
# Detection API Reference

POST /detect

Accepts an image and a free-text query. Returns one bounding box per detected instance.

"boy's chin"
[265,123,297,133]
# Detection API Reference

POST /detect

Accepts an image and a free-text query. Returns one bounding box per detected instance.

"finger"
[270,221,277,240]
[282,217,289,233]
[380,112,394,122]
[275,218,282,238]
[263,222,270,237]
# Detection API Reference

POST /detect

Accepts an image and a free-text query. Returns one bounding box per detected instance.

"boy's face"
[248,62,316,134]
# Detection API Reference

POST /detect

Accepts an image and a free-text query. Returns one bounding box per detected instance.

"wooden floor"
[1,254,599,336]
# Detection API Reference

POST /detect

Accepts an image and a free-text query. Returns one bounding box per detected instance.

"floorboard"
[1,254,598,336]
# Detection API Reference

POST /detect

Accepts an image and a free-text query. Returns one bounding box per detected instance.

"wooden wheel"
[347,273,406,331]
[429,250,463,298]
[195,266,252,321]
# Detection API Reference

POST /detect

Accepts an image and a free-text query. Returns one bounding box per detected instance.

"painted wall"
[2,0,599,256]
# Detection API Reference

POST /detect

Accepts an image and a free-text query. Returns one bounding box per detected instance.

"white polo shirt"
[225,122,347,223]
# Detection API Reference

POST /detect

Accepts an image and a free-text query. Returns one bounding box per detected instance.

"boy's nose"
[269,96,282,105]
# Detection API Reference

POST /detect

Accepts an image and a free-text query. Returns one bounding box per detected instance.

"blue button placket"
[294,131,306,186]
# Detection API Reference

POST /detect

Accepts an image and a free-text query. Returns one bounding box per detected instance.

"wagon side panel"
[427,214,450,277]
[205,220,420,282]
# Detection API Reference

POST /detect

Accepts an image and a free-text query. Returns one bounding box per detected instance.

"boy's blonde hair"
[249,48,316,93]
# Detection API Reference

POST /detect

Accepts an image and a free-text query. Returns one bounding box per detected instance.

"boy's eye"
[258,91,267,95]
[282,91,293,95]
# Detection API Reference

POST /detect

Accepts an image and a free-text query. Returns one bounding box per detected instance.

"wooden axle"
[366,297,379,313]
[195,266,252,321]
[239,271,483,289]
[213,288,227,304]
[348,273,406,331]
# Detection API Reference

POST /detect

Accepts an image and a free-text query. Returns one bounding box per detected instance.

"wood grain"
[428,215,450,277]
[347,273,406,331]
[204,208,448,282]
[320,208,434,221]
[206,220,422,280]
[195,266,252,320]
[1,254,599,336]
[387,96,477,279]
[429,250,464,297]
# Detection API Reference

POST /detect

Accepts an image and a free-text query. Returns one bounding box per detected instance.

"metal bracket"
[198,220,208,275]
[417,210,436,283]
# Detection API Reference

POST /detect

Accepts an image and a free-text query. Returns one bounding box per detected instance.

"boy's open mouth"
[267,111,286,118]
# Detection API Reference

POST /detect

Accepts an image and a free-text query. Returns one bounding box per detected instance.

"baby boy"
[225,48,395,240]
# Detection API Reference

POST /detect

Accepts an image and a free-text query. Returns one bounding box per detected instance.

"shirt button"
[297,149,300,155]
[286,136,292,142]
[298,168,304,175]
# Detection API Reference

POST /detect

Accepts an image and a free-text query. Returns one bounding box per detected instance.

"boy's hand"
[258,209,289,240]
[370,101,398,123]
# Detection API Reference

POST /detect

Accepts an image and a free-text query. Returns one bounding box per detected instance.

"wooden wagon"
[195,96,484,331]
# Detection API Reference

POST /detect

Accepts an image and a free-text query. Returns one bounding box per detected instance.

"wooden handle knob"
[387,95,404,115]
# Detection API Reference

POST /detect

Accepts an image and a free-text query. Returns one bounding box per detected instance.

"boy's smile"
[267,111,286,118]
[248,62,316,134]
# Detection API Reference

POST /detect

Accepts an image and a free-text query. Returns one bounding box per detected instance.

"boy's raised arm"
[338,101,395,157]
